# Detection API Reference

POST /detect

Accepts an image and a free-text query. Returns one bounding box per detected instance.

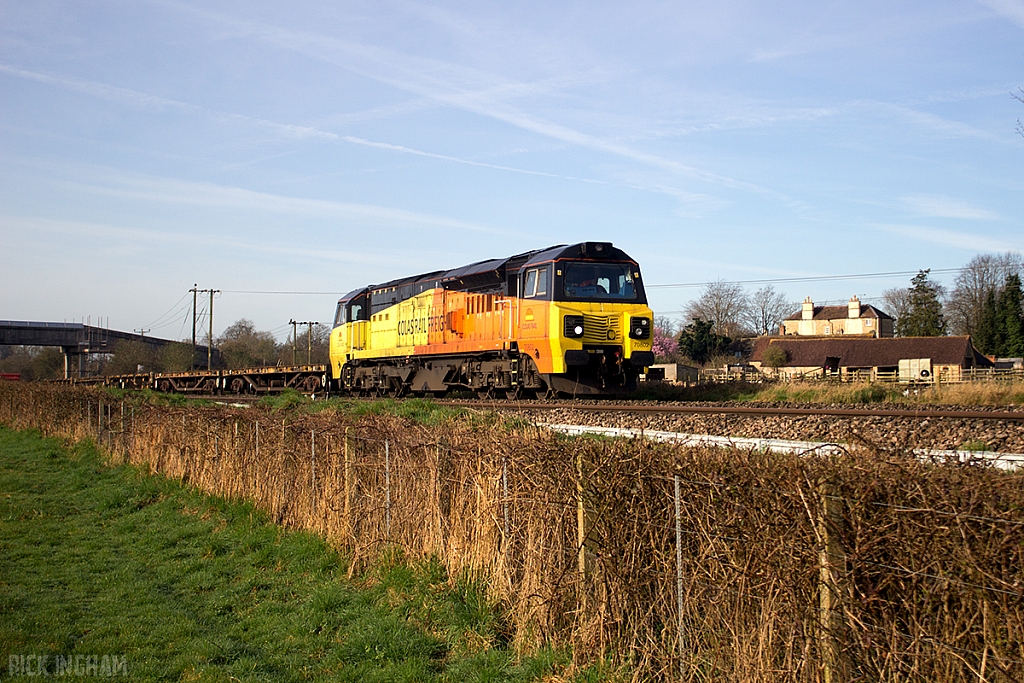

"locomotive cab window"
[562,262,640,301]
[347,295,368,322]
[522,267,550,299]
[334,302,346,327]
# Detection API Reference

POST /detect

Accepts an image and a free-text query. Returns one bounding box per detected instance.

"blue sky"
[2,0,1022,341]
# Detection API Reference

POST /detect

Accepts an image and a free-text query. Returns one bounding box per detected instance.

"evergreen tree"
[974,287,999,355]
[897,270,946,337]
[997,274,1024,356]
[677,319,731,365]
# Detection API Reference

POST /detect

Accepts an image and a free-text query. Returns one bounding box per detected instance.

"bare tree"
[1015,87,1024,138]
[881,286,912,334]
[218,319,280,368]
[743,285,791,336]
[946,252,1023,336]
[684,280,750,337]
[654,316,678,336]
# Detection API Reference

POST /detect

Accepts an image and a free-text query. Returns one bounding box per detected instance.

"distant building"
[781,296,894,338]
[749,336,992,382]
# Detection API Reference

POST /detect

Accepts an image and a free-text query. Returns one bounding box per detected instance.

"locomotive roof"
[440,257,510,282]
[522,242,636,267]
[336,242,635,303]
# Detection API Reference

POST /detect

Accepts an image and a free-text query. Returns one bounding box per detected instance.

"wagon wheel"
[158,379,172,393]
[537,383,558,401]
[230,377,246,394]
[385,379,406,399]
[303,375,321,393]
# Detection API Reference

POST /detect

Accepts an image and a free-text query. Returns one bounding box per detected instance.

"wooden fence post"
[344,427,352,538]
[385,439,391,540]
[674,474,686,673]
[501,452,509,552]
[576,449,586,581]
[818,480,848,683]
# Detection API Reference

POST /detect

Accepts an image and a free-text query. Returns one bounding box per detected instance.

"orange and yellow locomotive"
[328,242,654,397]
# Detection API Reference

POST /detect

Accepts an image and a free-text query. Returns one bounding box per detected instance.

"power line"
[222,290,345,295]
[646,268,964,290]
[142,292,190,330]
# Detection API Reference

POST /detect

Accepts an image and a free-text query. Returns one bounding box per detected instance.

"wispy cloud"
[863,100,1004,142]
[0,63,338,141]
[1,58,721,208]
[343,135,595,181]
[149,0,803,208]
[900,194,1001,220]
[873,223,1021,252]
[0,214,408,266]
[974,0,1024,29]
[51,170,505,234]
[0,63,202,112]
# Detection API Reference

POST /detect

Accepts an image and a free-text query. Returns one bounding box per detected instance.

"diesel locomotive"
[329,242,655,398]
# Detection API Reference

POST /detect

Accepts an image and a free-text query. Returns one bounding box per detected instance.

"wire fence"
[2,382,1022,682]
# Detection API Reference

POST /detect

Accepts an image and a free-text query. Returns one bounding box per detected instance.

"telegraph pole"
[289,320,318,365]
[306,321,319,364]
[190,284,198,368]
[134,328,150,339]
[289,319,298,365]
[200,288,220,370]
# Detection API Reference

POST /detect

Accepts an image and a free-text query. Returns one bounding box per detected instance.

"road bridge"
[0,321,209,378]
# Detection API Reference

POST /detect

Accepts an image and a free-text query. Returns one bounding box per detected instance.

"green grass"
[0,427,571,682]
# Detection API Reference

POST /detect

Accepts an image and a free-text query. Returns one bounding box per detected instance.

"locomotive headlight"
[564,315,585,338]
[629,317,651,340]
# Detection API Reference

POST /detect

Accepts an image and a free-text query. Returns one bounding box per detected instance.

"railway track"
[195,392,1024,421]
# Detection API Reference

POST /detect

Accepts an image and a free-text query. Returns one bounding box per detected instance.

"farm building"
[749,336,992,382]
[781,296,894,338]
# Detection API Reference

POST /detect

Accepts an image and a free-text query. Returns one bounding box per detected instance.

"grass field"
[0,427,577,682]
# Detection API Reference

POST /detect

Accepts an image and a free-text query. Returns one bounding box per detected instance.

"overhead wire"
[141,292,191,330]
[646,267,965,290]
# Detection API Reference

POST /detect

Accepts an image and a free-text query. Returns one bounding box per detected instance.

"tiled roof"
[784,304,892,321]
[749,336,992,368]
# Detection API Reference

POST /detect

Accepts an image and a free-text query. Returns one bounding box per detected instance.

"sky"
[2,0,1023,342]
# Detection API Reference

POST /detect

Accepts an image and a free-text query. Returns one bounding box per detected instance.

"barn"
[748,336,992,382]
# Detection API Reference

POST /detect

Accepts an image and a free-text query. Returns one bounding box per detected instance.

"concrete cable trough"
[537,422,1024,471]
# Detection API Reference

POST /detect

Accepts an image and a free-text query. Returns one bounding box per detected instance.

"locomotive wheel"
[504,387,520,400]
[475,387,493,400]
[386,380,406,399]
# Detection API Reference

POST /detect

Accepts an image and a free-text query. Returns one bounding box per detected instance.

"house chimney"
[848,296,860,319]
[802,297,814,321]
